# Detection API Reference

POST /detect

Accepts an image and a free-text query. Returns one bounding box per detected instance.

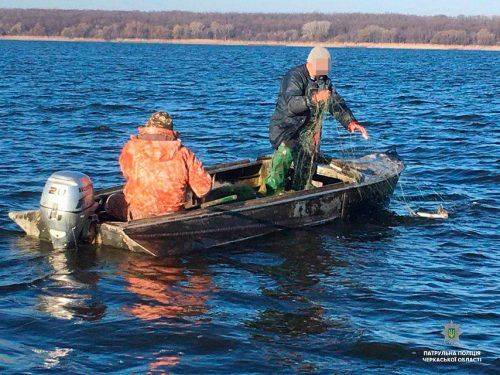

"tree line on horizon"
[0,8,498,45]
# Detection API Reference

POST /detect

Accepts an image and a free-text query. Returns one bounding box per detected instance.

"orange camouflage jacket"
[119,127,212,220]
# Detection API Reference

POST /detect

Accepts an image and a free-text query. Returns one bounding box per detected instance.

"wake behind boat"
[9,150,403,257]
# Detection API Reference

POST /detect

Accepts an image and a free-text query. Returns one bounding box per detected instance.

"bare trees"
[9,22,23,35]
[172,21,212,39]
[302,21,331,40]
[431,29,469,45]
[149,25,170,39]
[123,21,148,39]
[189,21,205,38]
[356,25,398,43]
[0,9,497,46]
[210,22,234,40]
[475,28,496,45]
[172,24,184,39]
[30,22,46,36]
[60,23,91,38]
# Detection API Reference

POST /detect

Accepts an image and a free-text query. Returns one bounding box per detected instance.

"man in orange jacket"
[108,112,212,221]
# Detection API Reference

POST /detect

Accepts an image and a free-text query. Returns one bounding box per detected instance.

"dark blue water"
[0,41,498,373]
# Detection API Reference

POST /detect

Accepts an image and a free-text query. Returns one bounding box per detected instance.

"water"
[0,40,498,373]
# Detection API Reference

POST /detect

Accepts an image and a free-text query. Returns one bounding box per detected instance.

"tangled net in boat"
[292,100,330,191]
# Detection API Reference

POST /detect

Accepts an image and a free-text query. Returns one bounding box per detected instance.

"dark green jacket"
[269,64,356,149]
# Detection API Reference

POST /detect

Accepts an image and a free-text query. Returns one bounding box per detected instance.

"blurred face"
[307,58,331,77]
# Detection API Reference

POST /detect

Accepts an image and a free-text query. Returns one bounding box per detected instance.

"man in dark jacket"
[264,46,368,194]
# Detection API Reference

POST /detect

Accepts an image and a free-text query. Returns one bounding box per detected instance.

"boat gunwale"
[119,156,403,230]
[94,158,259,199]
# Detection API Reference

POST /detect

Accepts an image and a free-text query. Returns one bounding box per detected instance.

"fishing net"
[207,182,257,202]
[291,100,330,191]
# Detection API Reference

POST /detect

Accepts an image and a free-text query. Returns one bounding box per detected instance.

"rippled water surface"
[0,41,498,373]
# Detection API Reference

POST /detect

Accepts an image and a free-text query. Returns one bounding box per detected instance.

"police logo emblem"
[442,322,461,345]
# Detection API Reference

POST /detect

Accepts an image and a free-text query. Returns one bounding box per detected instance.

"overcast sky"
[0,0,498,16]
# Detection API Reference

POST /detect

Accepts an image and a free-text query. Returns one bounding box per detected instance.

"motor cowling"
[40,171,98,249]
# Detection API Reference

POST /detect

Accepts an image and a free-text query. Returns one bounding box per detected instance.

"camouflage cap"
[146,111,174,130]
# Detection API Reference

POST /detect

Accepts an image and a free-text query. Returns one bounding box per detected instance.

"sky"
[0,0,498,16]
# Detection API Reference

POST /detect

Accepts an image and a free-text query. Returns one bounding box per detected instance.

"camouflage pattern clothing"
[118,114,212,220]
[146,111,174,129]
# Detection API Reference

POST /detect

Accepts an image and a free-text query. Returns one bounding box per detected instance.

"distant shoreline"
[1,35,499,51]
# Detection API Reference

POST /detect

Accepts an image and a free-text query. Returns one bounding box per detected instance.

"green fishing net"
[291,101,329,191]
[208,183,257,202]
[263,143,294,195]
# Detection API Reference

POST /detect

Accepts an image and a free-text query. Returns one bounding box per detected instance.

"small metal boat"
[9,150,404,257]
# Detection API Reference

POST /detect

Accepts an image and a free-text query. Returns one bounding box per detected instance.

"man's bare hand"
[347,121,369,140]
[312,89,331,103]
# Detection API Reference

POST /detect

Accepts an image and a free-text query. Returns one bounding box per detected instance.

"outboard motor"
[40,171,98,249]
